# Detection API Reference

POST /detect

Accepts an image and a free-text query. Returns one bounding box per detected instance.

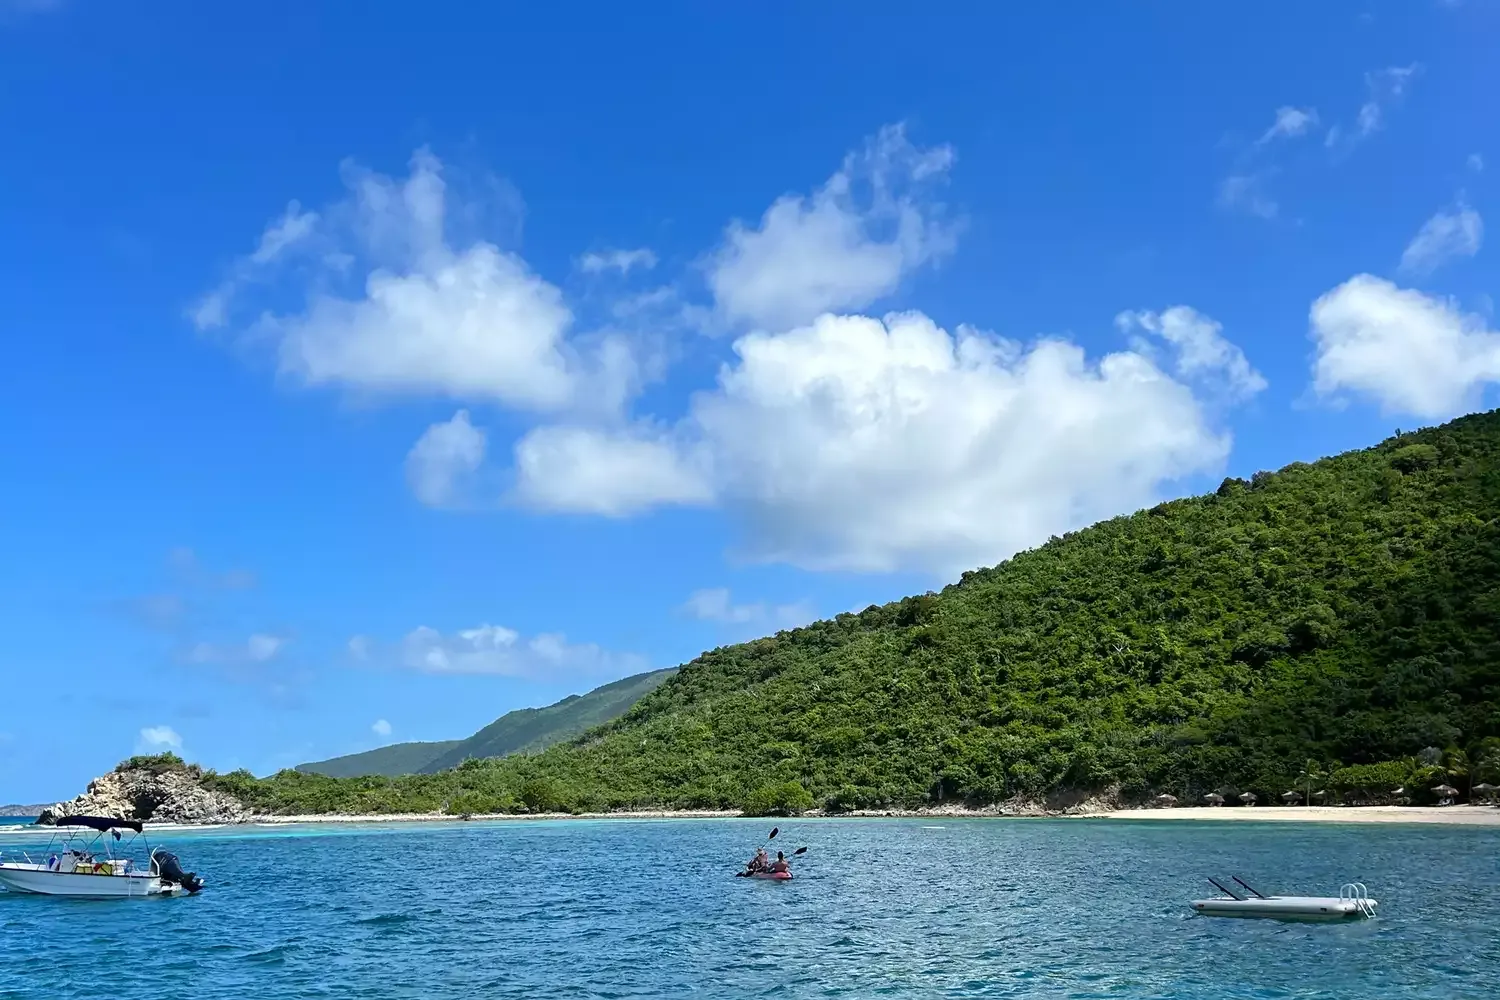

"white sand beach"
[232,804,1500,828]
[1092,804,1500,827]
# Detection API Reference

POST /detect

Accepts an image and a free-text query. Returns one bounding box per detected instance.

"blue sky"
[2,1,1497,803]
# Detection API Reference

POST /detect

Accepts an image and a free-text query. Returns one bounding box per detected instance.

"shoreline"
[234,803,1500,828]
[12,805,1497,832]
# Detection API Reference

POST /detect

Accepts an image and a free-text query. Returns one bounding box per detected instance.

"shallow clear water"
[2,817,1497,999]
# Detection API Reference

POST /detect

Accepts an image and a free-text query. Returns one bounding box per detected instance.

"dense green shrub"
[742,781,814,817]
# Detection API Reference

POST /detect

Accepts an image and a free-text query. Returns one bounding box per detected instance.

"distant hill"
[0,804,48,817]
[295,740,463,779]
[417,668,678,774]
[295,668,677,778]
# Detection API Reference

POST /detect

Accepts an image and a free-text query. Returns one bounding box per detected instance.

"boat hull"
[1191,896,1377,920]
[744,871,792,880]
[0,864,183,898]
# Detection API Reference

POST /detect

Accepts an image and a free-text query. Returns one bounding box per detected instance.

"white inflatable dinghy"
[1192,878,1378,920]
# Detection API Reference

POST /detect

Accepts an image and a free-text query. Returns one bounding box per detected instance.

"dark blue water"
[2,817,1497,999]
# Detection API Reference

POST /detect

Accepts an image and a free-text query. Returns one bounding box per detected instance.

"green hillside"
[293,668,677,778]
[207,411,1500,816]
[296,740,462,778]
[418,668,678,773]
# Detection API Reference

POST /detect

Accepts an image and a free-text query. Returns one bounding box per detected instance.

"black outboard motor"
[153,850,204,894]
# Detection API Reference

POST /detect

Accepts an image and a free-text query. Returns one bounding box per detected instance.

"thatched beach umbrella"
[1238,791,1257,805]
[1152,793,1179,808]
[1311,790,1329,802]
[1281,790,1301,804]
[1203,793,1225,806]
[1432,784,1459,802]
[1472,782,1497,802]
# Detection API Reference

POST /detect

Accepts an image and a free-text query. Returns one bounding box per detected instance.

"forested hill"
[295,669,676,778]
[209,410,1500,816]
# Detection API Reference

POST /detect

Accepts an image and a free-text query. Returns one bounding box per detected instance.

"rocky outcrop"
[39,766,248,826]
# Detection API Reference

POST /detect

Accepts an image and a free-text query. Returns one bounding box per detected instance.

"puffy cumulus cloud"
[679,588,815,629]
[396,623,647,678]
[516,310,1248,575]
[706,124,958,330]
[371,719,392,738]
[193,149,644,417]
[1399,199,1483,276]
[406,409,487,507]
[512,424,711,516]
[1115,307,1268,402]
[1310,274,1500,419]
[577,247,657,275]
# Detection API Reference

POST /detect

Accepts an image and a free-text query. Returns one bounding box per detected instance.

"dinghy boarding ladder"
[1340,882,1375,917]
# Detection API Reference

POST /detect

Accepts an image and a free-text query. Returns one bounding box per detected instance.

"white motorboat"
[0,815,204,898]
[1192,876,1377,920]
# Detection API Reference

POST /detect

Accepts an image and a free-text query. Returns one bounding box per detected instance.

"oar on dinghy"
[1231,876,1267,899]
[1206,877,1243,900]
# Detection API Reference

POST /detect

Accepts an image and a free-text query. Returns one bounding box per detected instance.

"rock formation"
[40,765,247,826]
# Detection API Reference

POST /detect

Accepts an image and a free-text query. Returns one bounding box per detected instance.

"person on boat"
[769,851,790,875]
[747,847,770,873]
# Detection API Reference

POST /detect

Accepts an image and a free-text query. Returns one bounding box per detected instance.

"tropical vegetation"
[165,410,1500,816]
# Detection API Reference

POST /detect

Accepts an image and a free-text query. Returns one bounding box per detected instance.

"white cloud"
[396,623,646,677]
[1329,64,1421,150]
[1469,153,1485,174]
[1115,307,1268,402]
[348,635,371,661]
[517,309,1246,575]
[578,248,658,275]
[1218,173,1278,219]
[1258,106,1319,144]
[706,123,958,330]
[137,725,182,753]
[512,424,712,516]
[187,633,288,665]
[679,588,814,629]
[371,719,392,738]
[1310,274,1500,419]
[406,409,487,507]
[191,202,319,331]
[1399,199,1483,276]
[195,149,643,417]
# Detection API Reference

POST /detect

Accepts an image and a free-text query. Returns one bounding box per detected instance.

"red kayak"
[741,870,792,880]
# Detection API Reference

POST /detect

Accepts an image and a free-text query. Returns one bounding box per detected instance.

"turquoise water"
[2,817,1497,999]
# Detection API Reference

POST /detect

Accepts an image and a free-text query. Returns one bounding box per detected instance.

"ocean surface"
[1,816,1497,999]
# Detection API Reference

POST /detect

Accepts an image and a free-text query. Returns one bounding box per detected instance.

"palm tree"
[1441,747,1471,799]
[1296,760,1325,807]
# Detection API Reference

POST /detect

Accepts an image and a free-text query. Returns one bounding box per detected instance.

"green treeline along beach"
[198,410,1500,817]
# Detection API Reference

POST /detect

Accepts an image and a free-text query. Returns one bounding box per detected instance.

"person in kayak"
[769,851,790,875]
[746,847,770,873]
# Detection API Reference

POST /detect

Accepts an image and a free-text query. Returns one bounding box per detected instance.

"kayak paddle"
[768,827,779,841]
